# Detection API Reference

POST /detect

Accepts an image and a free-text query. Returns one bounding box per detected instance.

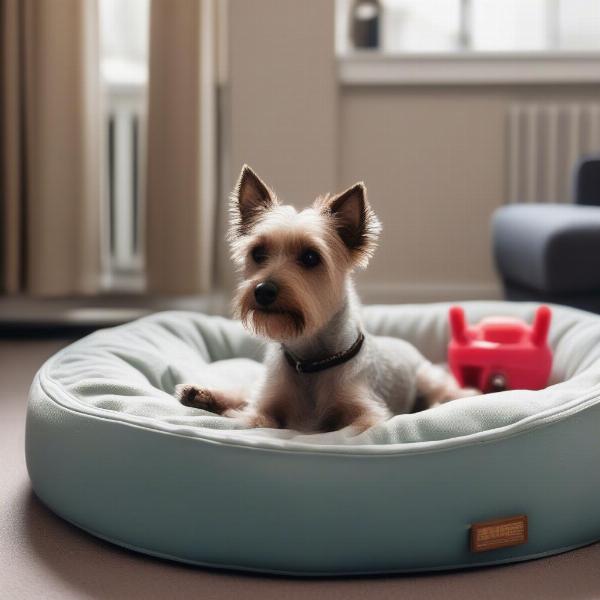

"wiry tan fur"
[177,165,478,434]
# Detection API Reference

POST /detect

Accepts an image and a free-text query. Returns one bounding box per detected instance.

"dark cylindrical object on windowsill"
[351,0,381,49]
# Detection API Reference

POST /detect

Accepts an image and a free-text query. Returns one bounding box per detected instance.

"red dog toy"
[448,305,552,393]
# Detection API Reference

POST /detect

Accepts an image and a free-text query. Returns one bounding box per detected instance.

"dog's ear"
[229,165,277,236]
[320,182,381,267]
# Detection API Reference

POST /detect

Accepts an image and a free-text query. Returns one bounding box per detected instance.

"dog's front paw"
[175,384,215,410]
[176,384,249,416]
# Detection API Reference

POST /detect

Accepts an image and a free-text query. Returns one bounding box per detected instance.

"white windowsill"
[338,51,600,86]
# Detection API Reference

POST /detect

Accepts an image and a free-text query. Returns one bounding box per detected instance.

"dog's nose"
[254,281,278,307]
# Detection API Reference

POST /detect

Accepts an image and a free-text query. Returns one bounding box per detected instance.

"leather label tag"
[470,515,528,552]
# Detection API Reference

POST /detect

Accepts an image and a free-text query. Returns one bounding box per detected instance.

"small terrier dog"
[177,165,476,433]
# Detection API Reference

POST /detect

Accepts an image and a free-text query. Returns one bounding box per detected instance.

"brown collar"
[282,331,365,374]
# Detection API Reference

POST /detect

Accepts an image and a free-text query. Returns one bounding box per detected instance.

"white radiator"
[101,80,147,291]
[507,103,600,204]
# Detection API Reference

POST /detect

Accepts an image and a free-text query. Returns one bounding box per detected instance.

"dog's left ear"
[319,182,381,267]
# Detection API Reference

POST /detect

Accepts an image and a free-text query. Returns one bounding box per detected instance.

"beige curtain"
[0,0,101,296]
[145,0,216,294]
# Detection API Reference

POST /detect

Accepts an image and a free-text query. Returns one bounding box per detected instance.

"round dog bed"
[26,302,600,575]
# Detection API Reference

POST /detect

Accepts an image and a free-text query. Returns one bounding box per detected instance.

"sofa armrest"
[493,204,600,293]
[575,155,600,207]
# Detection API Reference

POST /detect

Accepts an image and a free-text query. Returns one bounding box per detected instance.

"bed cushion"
[25,301,600,574]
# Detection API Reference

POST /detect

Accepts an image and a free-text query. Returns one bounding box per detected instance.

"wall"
[219,0,338,290]
[341,84,600,302]
[222,0,600,303]
[341,86,504,302]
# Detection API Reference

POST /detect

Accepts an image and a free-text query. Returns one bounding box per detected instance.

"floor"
[3,339,600,600]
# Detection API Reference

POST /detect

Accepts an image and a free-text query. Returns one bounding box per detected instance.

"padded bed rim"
[35,359,600,456]
[37,508,600,576]
[26,381,600,574]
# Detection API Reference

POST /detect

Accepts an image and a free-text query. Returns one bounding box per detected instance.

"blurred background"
[2,0,600,334]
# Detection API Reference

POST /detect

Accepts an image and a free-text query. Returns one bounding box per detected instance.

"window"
[338,0,600,54]
[100,0,150,84]
[99,0,150,291]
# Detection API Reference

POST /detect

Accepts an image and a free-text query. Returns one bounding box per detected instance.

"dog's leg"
[176,384,248,416]
[177,384,283,428]
[237,409,281,429]
[237,389,293,429]
[319,386,390,435]
[416,362,479,409]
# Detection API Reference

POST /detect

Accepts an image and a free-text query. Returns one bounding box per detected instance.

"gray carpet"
[2,338,600,599]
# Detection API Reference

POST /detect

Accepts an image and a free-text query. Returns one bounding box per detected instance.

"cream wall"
[341,84,600,302]
[222,0,600,303]
[342,87,504,302]
[219,0,337,290]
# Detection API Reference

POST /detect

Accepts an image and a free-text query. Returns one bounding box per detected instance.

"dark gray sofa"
[493,156,600,313]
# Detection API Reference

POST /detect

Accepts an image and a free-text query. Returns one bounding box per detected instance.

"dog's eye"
[299,249,321,268]
[251,245,268,264]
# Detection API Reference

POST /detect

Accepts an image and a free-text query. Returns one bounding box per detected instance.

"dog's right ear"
[229,165,276,236]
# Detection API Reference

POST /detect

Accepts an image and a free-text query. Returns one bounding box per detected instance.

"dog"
[176,165,477,433]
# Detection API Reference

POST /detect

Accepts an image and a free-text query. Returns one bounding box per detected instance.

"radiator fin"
[507,103,600,204]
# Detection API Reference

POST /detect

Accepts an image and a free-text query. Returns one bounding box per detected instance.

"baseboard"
[0,292,230,337]
[357,281,503,305]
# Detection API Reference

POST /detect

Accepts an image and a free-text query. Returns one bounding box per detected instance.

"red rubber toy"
[448,305,552,393]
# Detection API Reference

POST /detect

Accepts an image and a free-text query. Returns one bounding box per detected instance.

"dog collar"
[282,331,365,374]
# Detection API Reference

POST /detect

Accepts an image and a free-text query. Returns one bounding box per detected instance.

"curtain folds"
[145,0,216,294]
[0,0,101,296]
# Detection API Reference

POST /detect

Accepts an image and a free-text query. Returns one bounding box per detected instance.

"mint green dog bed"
[26,302,600,575]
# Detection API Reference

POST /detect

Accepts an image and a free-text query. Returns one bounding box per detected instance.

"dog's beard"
[234,285,306,341]
[247,307,305,341]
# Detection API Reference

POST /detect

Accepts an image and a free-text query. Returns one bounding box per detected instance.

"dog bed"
[26,301,600,575]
